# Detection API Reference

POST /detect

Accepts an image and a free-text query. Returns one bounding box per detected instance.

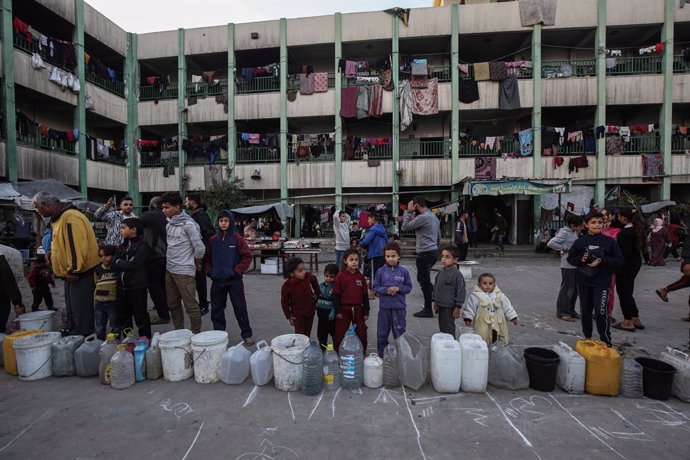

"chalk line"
[331,387,341,418]
[0,410,50,453]
[485,391,533,448]
[181,421,205,460]
[308,391,325,420]
[656,401,690,422]
[548,394,626,459]
[288,392,296,420]
[243,386,260,408]
[401,385,427,460]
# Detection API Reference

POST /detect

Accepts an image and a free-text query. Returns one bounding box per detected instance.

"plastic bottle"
[133,341,148,382]
[121,328,138,354]
[301,341,324,396]
[364,354,384,389]
[99,333,119,385]
[146,332,163,380]
[339,326,363,389]
[323,344,340,391]
[110,344,135,389]
[75,334,104,377]
[383,343,400,388]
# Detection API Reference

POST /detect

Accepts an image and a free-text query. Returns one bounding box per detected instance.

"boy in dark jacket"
[316,264,339,349]
[567,211,624,346]
[114,217,151,339]
[185,192,215,316]
[333,249,370,353]
[432,246,466,338]
[28,254,56,311]
[373,242,412,356]
[205,210,254,346]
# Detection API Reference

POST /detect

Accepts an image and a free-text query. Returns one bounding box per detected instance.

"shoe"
[244,337,256,347]
[633,323,646,330]
[413,309,434,318]
[150,315,171,325]
[655,289,669,302]
[200,305,210,316]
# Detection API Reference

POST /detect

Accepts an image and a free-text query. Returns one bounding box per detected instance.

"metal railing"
[236,75,280,94]
[237,147,280,163]
[400,139,451,158]
[85,71,125,97]
[185,152,226,165]
[354,144,392,160]
[12,33,73,72]
[542,59,596,78]
[185,79,228,97]
[429,65,452,82]
[93,154,126,165]
[460,138,519,156]
[139,84,178,101]
[607,55,662,76]
[673,55,690,73]
[139,151,178,167]
[288,146,335,162]
[672,136,690,153]
[16,127,77,155]
[624,136,660,153]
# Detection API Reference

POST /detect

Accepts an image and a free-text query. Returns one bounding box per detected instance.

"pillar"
[594,0,607,206]
[279,18,288,203]
[391,14,400,226]
[334,13,343,211]
[227,23,237,179]
[659,0,674,200]
[1,0,17,182]
[124,32,141,208]
[531,24,542,241]
[450,3,460,213]
[74,0,87,197]
[177,28,187,194]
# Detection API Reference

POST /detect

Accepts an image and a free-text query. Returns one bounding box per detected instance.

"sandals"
[656,289,669,302]
[558,316,577,322]
[612,323,636,332]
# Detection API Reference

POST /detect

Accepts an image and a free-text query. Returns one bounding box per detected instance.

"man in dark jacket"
[204,210,254,346]
[140,196,170,324]
[0,244,26,333]
[114,218,151,339]
[185,192,215,316]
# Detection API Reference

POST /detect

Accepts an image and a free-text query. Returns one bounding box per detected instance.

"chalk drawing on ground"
[160,399,193,420]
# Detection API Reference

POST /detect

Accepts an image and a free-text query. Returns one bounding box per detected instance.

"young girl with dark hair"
[280,257,321,336]
[613,208,646,332]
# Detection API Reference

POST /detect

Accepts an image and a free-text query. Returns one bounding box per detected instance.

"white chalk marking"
[180,421,205,460]
[485,391,533,448]
[656,401,690,422]
[331,387,341,418]
[308,391,325,420]
[610,409,652,441]
[243,385,260,408]
[374,388,400,407]
[549,394,626,459]
[401,385,427,460]
[288,392,296,420]
[0,411,49,453]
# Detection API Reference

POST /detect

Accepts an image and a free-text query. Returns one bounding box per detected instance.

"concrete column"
[531,24,542,241]
[227,23,237,179]
[334,13,343,211]
[1,0,17,182]
[279,18,288,203]
[450,4,460,218]
[177,28,187,194]
[391,15,400,228]
[594,0,607,206]
[125,32,140,208]
[659,0,674,200]
[74,0,87,196]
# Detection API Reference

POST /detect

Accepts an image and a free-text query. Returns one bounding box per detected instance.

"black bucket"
[524,347,560,392]
[635,357,676,400]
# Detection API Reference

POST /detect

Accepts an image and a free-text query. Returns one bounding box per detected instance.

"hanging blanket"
[459,78,480,104]
[473,62,491,81]
[340,87,358,118]
[519,0,557,27]
[498,77,521,110]
[411,78,439,116]
[605,136,624,156]
[313,72,329,93]
[519,128,533,156]
[400,80,414,131]
[356,86,371,119]
[475,157,496,180]
[299,73,314,95]
[369,84,383,117]
[642,153,664,182]
[489,62,508,81]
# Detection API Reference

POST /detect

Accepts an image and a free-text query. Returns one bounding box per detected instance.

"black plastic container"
[635,357,676,401]
[524,347,560,392]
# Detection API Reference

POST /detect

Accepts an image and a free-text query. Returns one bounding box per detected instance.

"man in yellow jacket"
[34,191,100,336]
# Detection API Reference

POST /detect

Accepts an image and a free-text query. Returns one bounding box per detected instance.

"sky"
[86,0,433,33]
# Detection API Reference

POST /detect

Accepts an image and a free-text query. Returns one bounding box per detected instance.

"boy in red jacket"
[333,248,370,352]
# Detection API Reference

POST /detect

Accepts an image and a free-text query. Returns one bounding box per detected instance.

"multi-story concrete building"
[1,0,689,242]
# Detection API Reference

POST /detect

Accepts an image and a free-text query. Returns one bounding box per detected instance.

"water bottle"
[110,344,135,390]
[121,328,138,354]
[99,333,119,385]
[339,326,363,390]
[323,344,340,391]
[302,341,324,396]
[383,343,400,388]
[133,341,148,382]
[619,358,643,398]
[146,332,163,380]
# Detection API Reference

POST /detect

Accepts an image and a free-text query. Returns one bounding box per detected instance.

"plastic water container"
[191,331,229,384]
[302,341,324,395]
[99,334,119,385]
[17,310,56,332]
[524,347,561,392]
[658,348,690,402]
[488,343,529,391]
[134,342,148,382]
[340,326,364,390]
[430,333,454,384]
[431,338,462,393]
[121,328,138,354]
[383,343,400,388]
[110,344,135,390]
[459,333,488,393]
[146,332,163,380]
[636,357,676,401]
[159,329,194,382]
[364,353,384,389]
[271,334,309,391]
[552,342,586,394]
[3,330,42,375]
[575,339,621,396]
[0,333,6,367]
[619,358,644,398]
[13,332,62,381]
[51,335,84,377]
[220,341,252,385]
[250,340,273,386]
[75,334,104,377]
[396,333,428,391]
[323,344,339,390]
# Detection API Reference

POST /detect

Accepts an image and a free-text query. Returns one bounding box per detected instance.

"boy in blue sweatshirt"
[373,242,412,357]
[316,263,339,349]
[359,213,388,282]
[567,211,624,346]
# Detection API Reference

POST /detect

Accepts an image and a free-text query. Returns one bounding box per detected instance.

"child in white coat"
[462,273,518,345]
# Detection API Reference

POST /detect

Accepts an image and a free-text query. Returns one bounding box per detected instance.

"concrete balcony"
[86,83,127,124]
[87,159,128,191]
[673,74,690,103]
[606,75,663,105]
[236,164,281,190]
[15,144,79,186]
[460,79,534,110]
[235,92,280,120]
[138,99,178,126]
[186,96,227,124]
[14,50,77,106]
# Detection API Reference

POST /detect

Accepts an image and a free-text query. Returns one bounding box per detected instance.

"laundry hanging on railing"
[642,153,664,182]
[13,16,77,70]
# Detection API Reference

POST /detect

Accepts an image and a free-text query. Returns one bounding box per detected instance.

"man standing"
[333,210,351,269]
[548,215,585,322]
[33,191,100,336]
[492,211,508,254]
[455,210,469,261]
[0,244,26,333]
[140,196,170,325]
[95,195,136,246]
[401,195,441,318]
[185,192,215,316]
[162,191,206,333]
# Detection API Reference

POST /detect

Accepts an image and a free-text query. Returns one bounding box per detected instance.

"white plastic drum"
[160,329,194,382]
[13,332,62,381]
[17,311,56,332]
[191,331,228,384]
[271,334,309,391]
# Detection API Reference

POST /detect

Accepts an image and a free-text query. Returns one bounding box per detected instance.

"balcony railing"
[673,55,690,73]
[185,80,228,97]
[237,147,280,163]
[139,84,178,101]
[607,55,662,76]
[236,75,280,94]
[354,144,392,160]
[400,139,451,158]
[460,138,519,156]
[672,136,690,153]
[429,65,452,82]
[13,33,73,72]
[140,151,178,167]
[185,152,226,165]
[624,136,660,153]
[85,71,125,98]
[93,154,126,166]
[16,127,77,155]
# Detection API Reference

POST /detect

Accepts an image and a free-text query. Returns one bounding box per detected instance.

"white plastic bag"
[71,77,81,93]
[396,333,428,391]
[65,73,74,91]
[31,53,45,70]
[49,67,62,85]
[488,343,529,390]
[85,94,95,110]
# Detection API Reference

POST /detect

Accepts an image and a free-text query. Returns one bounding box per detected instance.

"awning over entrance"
[468,179,571,197]
[230,202,294,220]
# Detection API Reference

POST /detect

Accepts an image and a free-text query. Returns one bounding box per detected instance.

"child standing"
[316,264,339,349]
[567,211,625,346]
[463,273,518,346]
[432,246,466,338]
[372,242,412,357]
[94,245,119,340]
[28,254,56,311]
[205,210,255,346]
[114,218,151,339]
[281,257,321,337]
[358,213,388,281]
[333,249,370,353]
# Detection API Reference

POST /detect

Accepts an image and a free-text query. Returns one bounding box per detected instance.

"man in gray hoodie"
[160,191,206,333]
[547,215,584,321]
[401,195,441,318]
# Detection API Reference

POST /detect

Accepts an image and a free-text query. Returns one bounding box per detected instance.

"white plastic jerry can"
[552,341,586,394]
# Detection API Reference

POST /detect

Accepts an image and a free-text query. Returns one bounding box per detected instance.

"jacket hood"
[51,202,75,222]
[472,284,501,297]
[369,223,387,235]
[217,209,235,234]
[168,210,194,226]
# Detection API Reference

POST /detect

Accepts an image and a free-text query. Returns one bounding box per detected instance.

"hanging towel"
[340,87,358,118]
[313,72,329,92]
[345,60,357,78]
[459,78,480,104]
[519,0,557,27]
[489,62,508,81]
[411,78,439,116]
[475,157,496,180]
[299,73,315,95]
[369,84,383,117]
[642,154,664,182]
[519,129,533,157]
[498,77,521,110]
[473,62,491,81]
[606,136,624,156]
[606,58,617,69]
[356,86,371,119]
[399,80,414,131]
[248,134,261,145]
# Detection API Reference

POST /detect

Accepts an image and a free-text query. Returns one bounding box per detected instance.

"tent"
[14,178,83,202]
[0,183,33,210]
[230,202,294,221]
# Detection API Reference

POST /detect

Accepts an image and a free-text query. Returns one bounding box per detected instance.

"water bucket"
[160,329,194,382]
[191,331,228,384]
[271,334,309,392]
[524,347,560,392]
[3,330,42,375]
[13,332,62,381]
[17,311,56,332]
[635,357,677,401]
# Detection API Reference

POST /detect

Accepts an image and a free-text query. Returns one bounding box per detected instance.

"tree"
[200,169,248,219]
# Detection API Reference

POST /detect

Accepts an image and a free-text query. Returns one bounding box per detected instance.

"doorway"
[468,196,511,244]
